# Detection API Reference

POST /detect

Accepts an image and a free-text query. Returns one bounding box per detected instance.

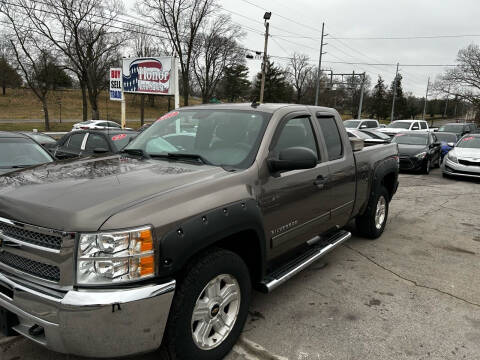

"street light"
[260,12,271,103]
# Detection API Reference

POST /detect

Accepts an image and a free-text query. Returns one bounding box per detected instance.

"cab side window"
[273,117,318,158]
[316,117,343,161]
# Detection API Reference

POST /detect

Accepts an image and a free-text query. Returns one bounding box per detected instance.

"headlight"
[415,152,427,159]
[77,226,155,285]
[447,152,458,163]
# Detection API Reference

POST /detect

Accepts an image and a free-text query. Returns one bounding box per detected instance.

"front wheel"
[423,159,431,174]
[356,186,390,239]
[163,249,251,360]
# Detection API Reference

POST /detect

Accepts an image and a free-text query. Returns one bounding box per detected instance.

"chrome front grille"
[0,252,60,282]
[0,217,75,285]
[0,221,62,250]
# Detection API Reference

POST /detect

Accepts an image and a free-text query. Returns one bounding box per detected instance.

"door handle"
[314,175,328,189]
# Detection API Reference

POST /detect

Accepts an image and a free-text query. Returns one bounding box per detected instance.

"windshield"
[27,133,57,144]
[392,134,428,145]
[110,133,137,150]
[343,120,361,128]
[438,124,464,133]
[456,136,480,149]
[347,130,371,139]
[387,122,411,129]
[0,137,53,168]
[435,133,457,143]
[126,109,270,168]
[362,130,391,140]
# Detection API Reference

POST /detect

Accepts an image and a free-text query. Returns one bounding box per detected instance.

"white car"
[378,120,431,137]
[72,120,132,131]
[343,119,379,129]
[442,134,480,179]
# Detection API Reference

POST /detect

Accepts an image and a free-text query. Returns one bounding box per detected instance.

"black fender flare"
[157,198,266,279]
[360,157,398,215]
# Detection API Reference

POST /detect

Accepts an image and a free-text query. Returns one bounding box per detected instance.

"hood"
[0,155,228,231]
[453,147,480,159]
[397,144,428,157]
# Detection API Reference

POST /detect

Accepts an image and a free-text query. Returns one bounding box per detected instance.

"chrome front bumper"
[0,272,175,357]
[442,158,480,178]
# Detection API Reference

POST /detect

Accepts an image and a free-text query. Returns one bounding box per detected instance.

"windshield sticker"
[463,136,474,141]
[157,111,179,122]
[112,134,127,141]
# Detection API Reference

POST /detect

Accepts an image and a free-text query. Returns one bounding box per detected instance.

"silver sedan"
[442,134,480,179]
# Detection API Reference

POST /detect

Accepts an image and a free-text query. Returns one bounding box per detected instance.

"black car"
[19,131,57,151]
[54,129,138,160]
[437,123,477,140]
[392,132,442,174]
[0,131,54,175]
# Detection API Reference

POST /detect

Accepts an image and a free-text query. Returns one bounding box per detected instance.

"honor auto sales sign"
[122,57,174,95]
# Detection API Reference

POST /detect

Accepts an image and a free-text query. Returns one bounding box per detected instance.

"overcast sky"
[212,0,478,97]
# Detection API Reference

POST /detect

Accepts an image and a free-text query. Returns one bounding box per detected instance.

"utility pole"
[422,77,430,120]
[259,12,271,103]
[390,62,399,122]
[443,86,450,119]
[315,22,328,106]
[357,72,366,119]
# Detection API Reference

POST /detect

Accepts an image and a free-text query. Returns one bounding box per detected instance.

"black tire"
[434,155,441,168]
[162,249,251,360]
[356,186,389,239]
[423,159,431,174]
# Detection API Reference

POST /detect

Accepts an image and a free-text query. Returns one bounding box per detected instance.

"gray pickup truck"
[0,104,398,359]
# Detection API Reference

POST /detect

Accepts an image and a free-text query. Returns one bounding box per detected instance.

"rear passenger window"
[316,117,343,160]
[67,134,85,150]
[85,134,109,151]
[420,122,427,130]
[367,121,377,128]
[273,117,318,157]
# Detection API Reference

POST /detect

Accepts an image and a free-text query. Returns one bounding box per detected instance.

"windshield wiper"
[149,152,212,165]
[0,165,34,169]
[121,148,149,158]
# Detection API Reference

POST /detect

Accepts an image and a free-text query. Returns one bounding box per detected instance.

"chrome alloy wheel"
[375,195,387,230]
[191,274,241,350]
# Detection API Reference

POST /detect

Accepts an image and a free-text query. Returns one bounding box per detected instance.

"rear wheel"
[356,186,390,239]
[163,249,251,360]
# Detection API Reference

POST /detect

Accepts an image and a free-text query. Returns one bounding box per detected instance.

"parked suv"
[437,123,477,140]
[0,104,399,359]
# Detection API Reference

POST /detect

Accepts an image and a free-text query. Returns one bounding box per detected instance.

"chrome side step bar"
[260,230,351,292]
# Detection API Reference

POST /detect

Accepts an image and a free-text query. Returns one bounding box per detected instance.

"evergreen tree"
[370,75,388,119]
[252,59,293,103]
[218,64,251,102]
[388,73,407,119]
[0,57,22,95]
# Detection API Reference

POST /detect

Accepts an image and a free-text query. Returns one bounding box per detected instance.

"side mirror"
[93,147,109,154]
[268,147,318,172]
[411,126,419,130]
[350,138,364,152]
[447,142,455,147]
[360,124,367,129]
[433,142,441,147]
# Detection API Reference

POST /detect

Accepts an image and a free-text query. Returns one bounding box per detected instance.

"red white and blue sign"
[109,68,123,101]
[122,57,174,95]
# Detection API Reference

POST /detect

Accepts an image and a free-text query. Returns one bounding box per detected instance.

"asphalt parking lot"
[1,168,480,360]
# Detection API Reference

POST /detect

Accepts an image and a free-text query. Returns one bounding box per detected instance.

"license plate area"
[0,307,18,336]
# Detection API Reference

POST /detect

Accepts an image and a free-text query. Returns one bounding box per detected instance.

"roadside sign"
[122,57,175,95]
[110,68,123,101]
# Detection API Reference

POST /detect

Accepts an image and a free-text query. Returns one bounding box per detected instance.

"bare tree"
[137,0,217,106]
[192,14,244,103]
[434,44,480,119]
[6,0,125,120]
[287,53,313,103]
[128,25,163,125]
[0,3,55,129]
